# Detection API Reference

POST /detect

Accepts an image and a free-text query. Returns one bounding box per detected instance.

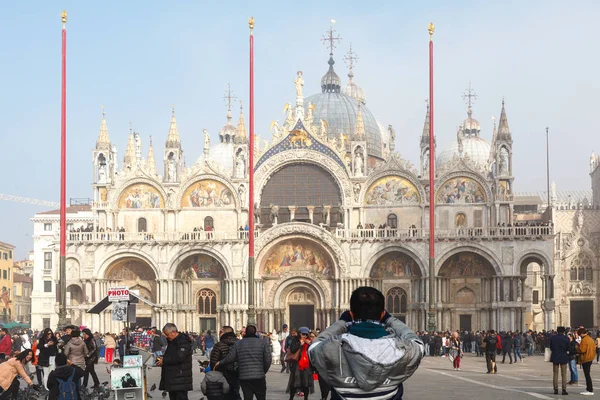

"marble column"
[288,206,297,221]
[307,206,315,224]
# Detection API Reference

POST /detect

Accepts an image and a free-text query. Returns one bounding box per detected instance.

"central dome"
[305,56,384,158]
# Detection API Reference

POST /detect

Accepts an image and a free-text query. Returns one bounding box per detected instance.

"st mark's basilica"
[30,26,560,334]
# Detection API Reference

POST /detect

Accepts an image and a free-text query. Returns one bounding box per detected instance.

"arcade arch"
[104,257,157,327]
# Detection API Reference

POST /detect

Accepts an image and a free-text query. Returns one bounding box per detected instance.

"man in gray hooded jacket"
[308,287,423,400]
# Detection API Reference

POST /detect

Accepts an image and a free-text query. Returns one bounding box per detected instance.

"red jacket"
[0,334,12,355]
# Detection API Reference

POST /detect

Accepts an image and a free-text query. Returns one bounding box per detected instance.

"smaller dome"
[321,57,341,93]
[437,135,491,168]
[342,71,366,104]
[461,107,480,136]
[209,141,234,170]
[219,123,236,143]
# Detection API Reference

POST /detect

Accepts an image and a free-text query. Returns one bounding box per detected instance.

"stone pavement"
[91,352,600,399]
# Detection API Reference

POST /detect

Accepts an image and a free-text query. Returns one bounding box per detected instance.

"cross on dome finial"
[462,82,478,108]
[344,44,359,72]
[321,19,342,56]
[223,83,237,112]
[101,105,105,118]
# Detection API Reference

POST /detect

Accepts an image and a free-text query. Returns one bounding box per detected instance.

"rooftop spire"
[123,123,136,167]
[96,106,111,149]
[223,83,237,125]
[220,84,238,143]
[498,98,511,138]
[354,100,365,138]
[320,19,342,93]
[146,136,157,174]
[421,100,431,145]
[165,105,181,148]
[236,100,247,142]
[342,43,366,103]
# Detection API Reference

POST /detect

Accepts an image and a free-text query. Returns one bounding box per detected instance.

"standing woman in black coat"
[82,328,100,389]
[286,327,314,400]
[37,328,58,389]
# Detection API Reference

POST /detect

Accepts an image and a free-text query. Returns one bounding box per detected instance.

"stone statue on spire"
[203,128,210,155]
[294,71,304,99]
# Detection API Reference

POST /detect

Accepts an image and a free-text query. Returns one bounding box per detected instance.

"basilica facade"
[30,33,555,334]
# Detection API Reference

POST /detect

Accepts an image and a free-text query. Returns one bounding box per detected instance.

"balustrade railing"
[335,225,553,240]
[65,230,258,243]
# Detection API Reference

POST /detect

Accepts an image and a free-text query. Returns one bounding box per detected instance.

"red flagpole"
[247,17,256,326]
[58,10,68,327]
[427,22,436,331]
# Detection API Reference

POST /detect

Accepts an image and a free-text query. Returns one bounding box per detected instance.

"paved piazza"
[87,353,600,400]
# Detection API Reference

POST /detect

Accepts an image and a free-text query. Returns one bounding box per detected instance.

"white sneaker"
[457,368,460,371]
[581,391,594,396]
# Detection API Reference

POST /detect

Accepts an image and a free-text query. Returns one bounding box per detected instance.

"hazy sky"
[1,1,598,258]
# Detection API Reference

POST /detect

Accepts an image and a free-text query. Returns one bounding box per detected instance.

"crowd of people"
[5,292,600,399]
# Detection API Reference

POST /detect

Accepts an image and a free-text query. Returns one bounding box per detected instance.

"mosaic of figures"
[437,177,486,204]
[260,238,334,278]
[181,180,234,208]
[439,252,495,277]
[106,259,156,281]
[118,184,163,209]
[178,254,226,280]
[369,252,420,279]
[365,176,420,205]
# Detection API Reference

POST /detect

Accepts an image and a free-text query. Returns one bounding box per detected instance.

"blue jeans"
[513,348,522,361]
[206,346,213,359]
[527,345,534,357]
[569,359,578,383]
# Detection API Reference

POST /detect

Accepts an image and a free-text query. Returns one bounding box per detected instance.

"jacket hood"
[53,365,76,380]
[340,333,407,391]
[69,337,84,346]
[219,332,237,345]
[205,371,224,382]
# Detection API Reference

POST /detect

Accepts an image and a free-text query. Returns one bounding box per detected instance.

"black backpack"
[57,369,77,400]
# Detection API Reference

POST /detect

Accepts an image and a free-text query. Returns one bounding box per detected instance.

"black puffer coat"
[159,333,193,392]
[84,337,99,365]
[209,332,238,371]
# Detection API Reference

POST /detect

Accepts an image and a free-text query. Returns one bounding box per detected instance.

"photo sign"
[108,287,130,302]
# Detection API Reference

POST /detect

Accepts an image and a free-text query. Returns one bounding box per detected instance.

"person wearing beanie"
[64,329,88,371]
[577,328,595,396]
[549,326,569,395]
[47,353,85,400]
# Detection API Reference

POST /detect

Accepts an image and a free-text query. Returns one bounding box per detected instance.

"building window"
[532,290,539,304]
[13,285,17,296]
[204,217,214,230]
[44,223,52,231]
[387,214,398,229]
[570,253,593,281]
[386,287,408,320]
[43,281,52,293]
[137,218,147,233]
[8,251,11,259]
[2,253,6,260]
[44,252,52,271]
[43,318,50,329]
[197,289,217,315]
[7,269,9,280]
[2,270,6,280]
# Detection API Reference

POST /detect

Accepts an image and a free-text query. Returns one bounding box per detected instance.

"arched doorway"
[519,257,545,331]
[176,254,226,331]
[66,284,84,326]
[438,251,496,331]
[260,164,342,227]
[105,257,157,328]
[287,287,317,329]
